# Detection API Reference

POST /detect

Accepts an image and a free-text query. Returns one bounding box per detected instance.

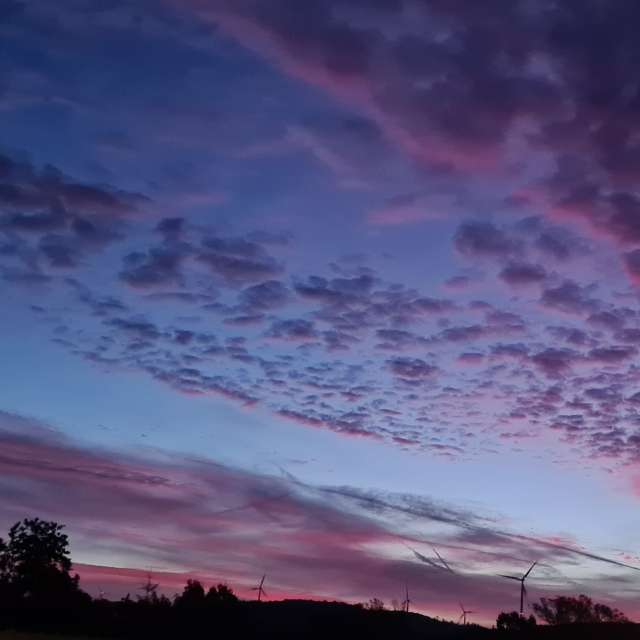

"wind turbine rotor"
[524,561,537,578]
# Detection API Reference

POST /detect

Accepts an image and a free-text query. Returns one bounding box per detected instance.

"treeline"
[0,518,249,638]
[0,518,634,640]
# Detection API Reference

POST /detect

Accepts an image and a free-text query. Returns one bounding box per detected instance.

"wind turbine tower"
[458,602,475,625]
[252,574,267,602]
[499,561,537,614]
[402,584,411,613]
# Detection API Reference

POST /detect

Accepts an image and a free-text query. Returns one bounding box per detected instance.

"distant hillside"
[238,599,492,639]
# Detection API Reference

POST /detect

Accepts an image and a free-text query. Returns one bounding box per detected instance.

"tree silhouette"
[0,518,86,607]
[175,579,206,609]
[206,583,238,606]
[533,594,629,624]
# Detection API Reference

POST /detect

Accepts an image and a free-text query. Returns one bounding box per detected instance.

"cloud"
[294,273,376,307]
[238,280,291,311]
[588,346,636,364]
[540,280,600,315]
[197,235,283,284]
[623,250,640,284]
[0,151,148,279]
[376,329,427,351]
[367,194,440,226]
[499,262,547,286]
[119,248,186,289]
[387,357,437,380]
[535,231,580,262]
[0,152,147,216]
[266,318,318,341]
[9,0,640,493]
[455,222,521,259]
[174,0,640,293]
[530,348,579,377]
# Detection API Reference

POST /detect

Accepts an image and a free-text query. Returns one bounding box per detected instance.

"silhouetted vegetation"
[0,518,637,640]
[0,518,90,611]
[496,611,537,632]
[532,594,629,625]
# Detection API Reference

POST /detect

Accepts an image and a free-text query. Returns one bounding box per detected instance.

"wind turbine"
[139,572,159,601]
[499,561,537,614]
[458,602,475,625]
[252,574,267,602]
[402,583,411,613]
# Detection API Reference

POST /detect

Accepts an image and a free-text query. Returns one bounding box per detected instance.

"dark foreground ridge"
[2,599,640,640]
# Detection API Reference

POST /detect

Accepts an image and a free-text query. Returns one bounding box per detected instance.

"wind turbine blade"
[498,574,521,581]
[458,614,464,624]
[261,589,268,598]
[433,547,454,573]
[459,602,465,612]
[524,561,537,578]
[411,548,445,569]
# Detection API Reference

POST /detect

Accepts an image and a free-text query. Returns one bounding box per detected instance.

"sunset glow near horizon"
[3,0,640,626]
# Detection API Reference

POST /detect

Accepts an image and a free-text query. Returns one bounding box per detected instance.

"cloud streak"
[1,410,638,623]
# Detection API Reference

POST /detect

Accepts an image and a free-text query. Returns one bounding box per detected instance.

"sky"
[2,0,640,626]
